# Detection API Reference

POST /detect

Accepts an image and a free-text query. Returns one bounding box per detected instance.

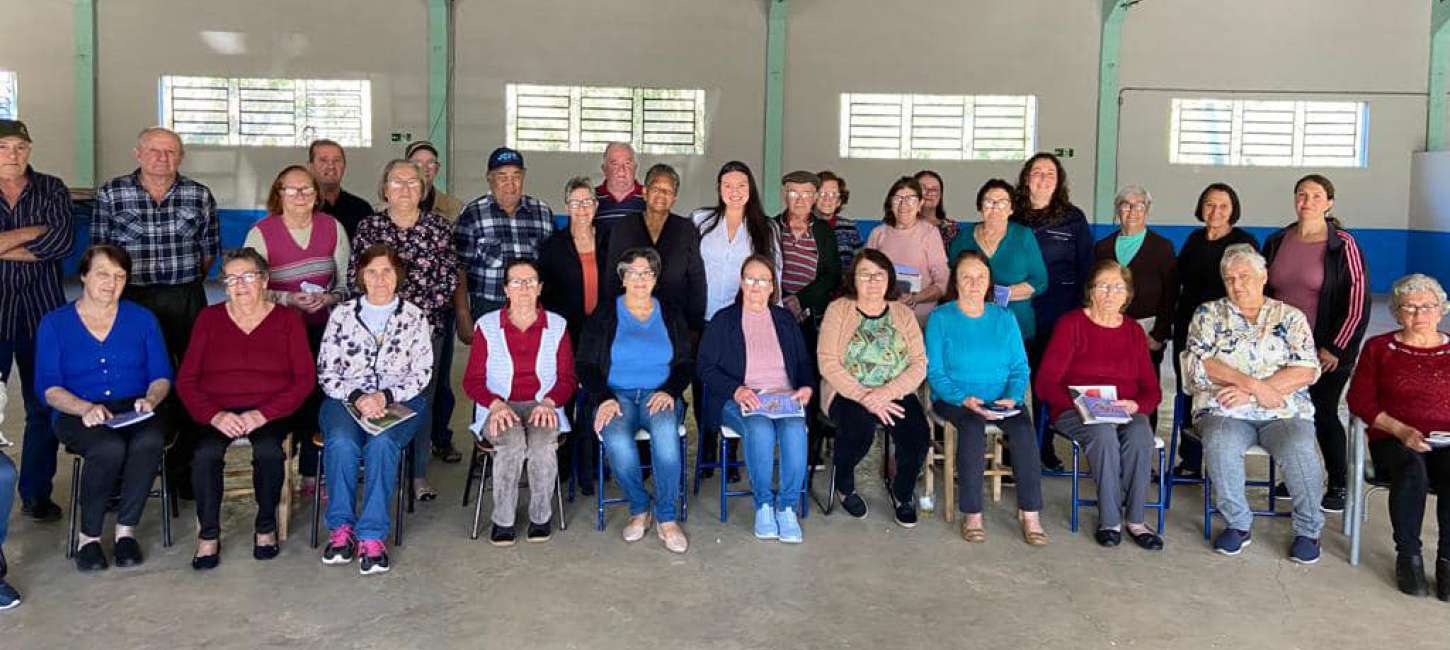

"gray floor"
[1,296,1447,649]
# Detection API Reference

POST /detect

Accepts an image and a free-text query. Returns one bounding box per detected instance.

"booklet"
[745,392,806,420]
[346,402,418,436]
[1069,385,1132,425]
[992,285,1012,308]
[894,264,922,295]
[1428,431,1450,448]
[982,403,1022,419]
[103,410,155,429]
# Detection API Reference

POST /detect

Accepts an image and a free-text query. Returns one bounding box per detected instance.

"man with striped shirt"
[593,142,644,235]
[0,119,74,523]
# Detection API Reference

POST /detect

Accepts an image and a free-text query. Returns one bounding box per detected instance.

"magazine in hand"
[1069,385,1132,424]
[103,410,155,429]
[746,392,806,420]
[1428,431,1450,448]
[992,285,1012,308]
[982,403,1021,419]
[894,264,923,296]
[346,402,418,436]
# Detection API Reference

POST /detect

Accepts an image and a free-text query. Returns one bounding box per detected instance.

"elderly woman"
[1347,274,1450,597]
[463,259,575,546]
[35,245,171,572]
[948,179,1048,341]
[1171,183,1259,478]
[578,247,694,553]
[349,159,459,502]
[1263,174,1371,513]
[928,251,1046,545]
[915,170,957,253]
[317,244,433,575]
[816,171,861,271]
[865,177,949,325]
[177,248,315,569]
[1094,186,1178,397]
[604,164,707,331]
[699,256,815,543]
[1182,244,1324,563]
[1036,260,1163,550]
[819,249,929,526]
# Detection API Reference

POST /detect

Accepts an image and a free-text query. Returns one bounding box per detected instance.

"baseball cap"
[487,147,524,172]
[405,140,438,159]
[0,119,32,142]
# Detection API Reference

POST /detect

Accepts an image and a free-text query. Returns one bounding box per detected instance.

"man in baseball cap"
[452,143,553,333]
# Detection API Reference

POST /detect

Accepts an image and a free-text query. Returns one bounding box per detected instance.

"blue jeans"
[599,389,683,523]
[722,401,806,511]
[1201,414,1324,538]
[0,334,57,503]
[320,394,426,541]
[0,453,16,545]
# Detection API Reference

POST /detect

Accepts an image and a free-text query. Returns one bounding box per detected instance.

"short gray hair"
[1389,273,1449,317]
[1219,243,1266,277]
[644,163,680,192]
[136,126,184,155]
[1114,185,1152,210]
[564,176,593,198]
[615,246,662,280]
[378,158,425,203]
[602,142,636,164]
[221,247,269,276]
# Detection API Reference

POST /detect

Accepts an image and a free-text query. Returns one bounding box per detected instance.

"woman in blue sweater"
[926,251,1045,545]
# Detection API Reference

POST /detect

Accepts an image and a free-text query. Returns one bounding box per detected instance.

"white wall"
[0,0,76,183]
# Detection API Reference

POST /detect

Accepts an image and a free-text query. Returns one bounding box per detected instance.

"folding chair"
[309,432,415,548]
[595,424,689,531]
[1346,416,1402,566]
[1193,428,1290,541]
[702,424,810,523]
[1163,392,1201,511]
[928,407,1010,523]
[463,432,569,540]
[66,439,175,557]
[1059,427,1168,533]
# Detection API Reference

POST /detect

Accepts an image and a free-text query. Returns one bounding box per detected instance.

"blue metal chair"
[1059,426,1169,534]
[1163,392,1200,511]
[1194,432,1290,541]
[65,441,175,558]
[703,424,810,523]
[595,424,689,531]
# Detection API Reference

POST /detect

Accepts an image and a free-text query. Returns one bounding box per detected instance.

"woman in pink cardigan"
[865,176,950,325]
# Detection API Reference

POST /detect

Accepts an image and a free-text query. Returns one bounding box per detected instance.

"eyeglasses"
[890,195,921,206]
[1400,303,1442,315]
[415,160,441,169]
[981,199,1011,210]
[622,269,656,280]
[281,186,316,198]
[223,272,262,286]
[742,276,773,288]
[387,179,423,190]
[1119,202,1149,213]
[922,189,942,197]
[1092,283,1129,294]
[856,271,888,283]
[566,198,597,209]
[507,278,540,289]
[786,190,817,201]
[817,192,842,201]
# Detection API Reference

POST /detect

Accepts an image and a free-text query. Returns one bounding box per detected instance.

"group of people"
[0,115,1447,611]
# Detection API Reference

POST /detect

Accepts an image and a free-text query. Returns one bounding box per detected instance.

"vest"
[257,212,340,327]
[469,309,572,436]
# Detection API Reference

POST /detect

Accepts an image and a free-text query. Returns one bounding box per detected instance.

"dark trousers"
[53,399,166,537]
[1,332,57,503]
[935,402,1043,513]
[292,321,326,478]
[431,313,457,448]
[125,281,207,497]
[830,393,929,504]
[191,418,289,541]
[1370,439,1450,559]
[1024,335,1059,467]
[1311,363,1353,491]
[1172,338,1203,471]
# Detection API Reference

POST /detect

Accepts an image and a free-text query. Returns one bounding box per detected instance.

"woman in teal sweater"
[948,179,1048,342]
[926,250,1045,546]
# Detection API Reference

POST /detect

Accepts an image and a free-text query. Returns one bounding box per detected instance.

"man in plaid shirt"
[453,147,555,344]
[92,126,219,499]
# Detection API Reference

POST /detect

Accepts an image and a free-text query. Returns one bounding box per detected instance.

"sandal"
[414,480,438,502]
[432,442,463,464]
[1019,511,1048,546]
[960,520,987,544]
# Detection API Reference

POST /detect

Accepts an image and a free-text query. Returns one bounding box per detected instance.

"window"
[838,93,1037,161]
[1170,98,1367,167]
[159,75,372,147]
[505,83,706,155]
[0,70,16,119]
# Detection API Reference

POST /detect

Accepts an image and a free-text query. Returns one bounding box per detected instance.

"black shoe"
[1437,557,1450,602]
[1397,554,1429,596]
[1272,483,1291,500]
[0,547,7,579]
[490,525,517,547]
[894,502,918,528]
[112,536,144,568]
[75,541,109,572]
[192,541,221,571]
[1094,529,1122,548]
[1171,464,1203,481]
[1129,529,1164,551]
[840,492,868,519]
[726,467,742,483]
[253,535,280,561]
[579,479,595,497]
[1002,474,1017,486]
[1041,456,1065,473]
[526,521,552,543]
[432,442,463,464]
[1321,487,1346,513]
[21,498,62,523]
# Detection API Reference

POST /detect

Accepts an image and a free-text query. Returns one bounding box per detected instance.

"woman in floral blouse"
[349,159,459,501]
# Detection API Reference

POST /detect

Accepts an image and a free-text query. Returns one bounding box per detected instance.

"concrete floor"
[2,296,1447,649]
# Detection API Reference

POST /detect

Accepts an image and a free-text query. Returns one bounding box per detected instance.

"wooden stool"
[938,415,1009,523]
[221,433,297,541]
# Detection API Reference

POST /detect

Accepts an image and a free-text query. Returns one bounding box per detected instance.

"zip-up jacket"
[1262,219,1371,360]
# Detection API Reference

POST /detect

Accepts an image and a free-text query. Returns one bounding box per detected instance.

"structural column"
[428,0,451,190]
[1092,0,1129,222]
[1427,0,1450,150]
[74,0,96,189]
[763,0,788,215]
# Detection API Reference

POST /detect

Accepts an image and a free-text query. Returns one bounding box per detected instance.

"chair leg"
[595,439,607,532]
[678,434,689,524]
[1202,471,1212,542]
[471,454,489,540]
[67,457,82,559]
[462,444,479,507]
[692,427,705,497]
[718,433,729,523]
[943,421,956,523]
[405,444,416,515]
[1069,439,1081,534]
[394,447,407,547]
[159,449,173,548]
[1156,447,1167,533]
[279,436,294,543]
[555,463,568,532]
[311,449,324,549]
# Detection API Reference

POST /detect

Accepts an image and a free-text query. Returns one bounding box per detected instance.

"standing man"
[594,142,644,235]
[309,138,373,239]
[454,147,555,342]
[406,140,464,462]
[92,126,219,499]
[407,140,464,221]
[0,119,74,524]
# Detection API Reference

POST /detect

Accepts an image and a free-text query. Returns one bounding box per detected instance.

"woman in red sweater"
[177,248,316,570]
[1348,273,1450,599]
[1035,259,1162,550]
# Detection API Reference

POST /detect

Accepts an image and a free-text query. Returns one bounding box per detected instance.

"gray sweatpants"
[486,401,561,527]
[1201,414,1324,539]
[1055,410,1156,530]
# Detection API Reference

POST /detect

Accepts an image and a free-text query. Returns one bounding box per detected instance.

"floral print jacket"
[348,211,459,338]
[1181,297,1321,421]
[317,297,434,404]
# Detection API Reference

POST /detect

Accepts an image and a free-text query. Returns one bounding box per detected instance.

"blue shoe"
[1289,536,1321,565]
[1213,528,1252,556]
[753,504,778,540]
[0,579,19,611]
[776,507,803,544]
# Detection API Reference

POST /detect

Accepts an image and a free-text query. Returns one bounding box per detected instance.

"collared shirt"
[454,193,554,306]
[691,208,781,321]
[0,167,74,341]
[350,210,459,338]
[92,169,220,287]
[318,188,375,240]
[594,181,644,232]
[1182,297,1322,421]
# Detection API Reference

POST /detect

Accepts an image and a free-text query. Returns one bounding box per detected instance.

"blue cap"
[487,147,524,172]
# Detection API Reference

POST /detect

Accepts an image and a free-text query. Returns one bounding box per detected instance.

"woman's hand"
[133,397,155,414]
[734,386,761,412]
[1147,338,1164,352]
[1115,399,1140,416]
[486,400,520,438]
[593,399,621,433]
[1247,379,1286,409]
[1317,347,1340,373]
[290,291,324,313]
[899,292,918,307]
[239,409,268,433]
[867,398,907,426]
[1215,386,1251,410]
[1398,425,1432,453]
[790,386,813,406]
[354,392,387,420]
[528,400,559,429]
[210,411,247,438]
[646,391,674,416]
[962,396,998,421]
[81,402,113,428]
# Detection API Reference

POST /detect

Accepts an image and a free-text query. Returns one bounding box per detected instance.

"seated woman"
[577,247,694,553]
[818,249,929,527]
[699,255,815,543]
[316,244,433,575]
[462,259,575,547]
[1036,259,1163,550]
[176,248,315,570]
[1347,273,1450,598]
[1181,244,1323,563]
[35,244,171,572]
[926,251,1046,545]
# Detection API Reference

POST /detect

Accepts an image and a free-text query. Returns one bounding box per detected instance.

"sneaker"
[894,502,918,528]
[489,525,517,547]
[1289,536,1321,565]
[1213,528,1252,556]
[358,540,391,575]
[526,521,552,543]
[0,579,19,611]
[839,492,868,519]
[776,507,803,544]
[21,498,62,523]
[321,526,357,565]
[754,504,779,540]
[1321,487,1346,513]
[1272,483,1290,500]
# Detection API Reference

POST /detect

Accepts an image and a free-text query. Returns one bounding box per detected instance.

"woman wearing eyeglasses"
[948,178,1047,343]
[349,159,460,502]
[177,248,315,570]
[865,176,949,325]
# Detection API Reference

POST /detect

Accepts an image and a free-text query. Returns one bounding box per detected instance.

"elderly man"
[406,140,463,221]
[1181,243,1325,564]
[594,142,644,234]
[454,147,555,343]
[309,138,373,239]
[93,126,220,499]
[604,163,707,331]
[0,119,73,525]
